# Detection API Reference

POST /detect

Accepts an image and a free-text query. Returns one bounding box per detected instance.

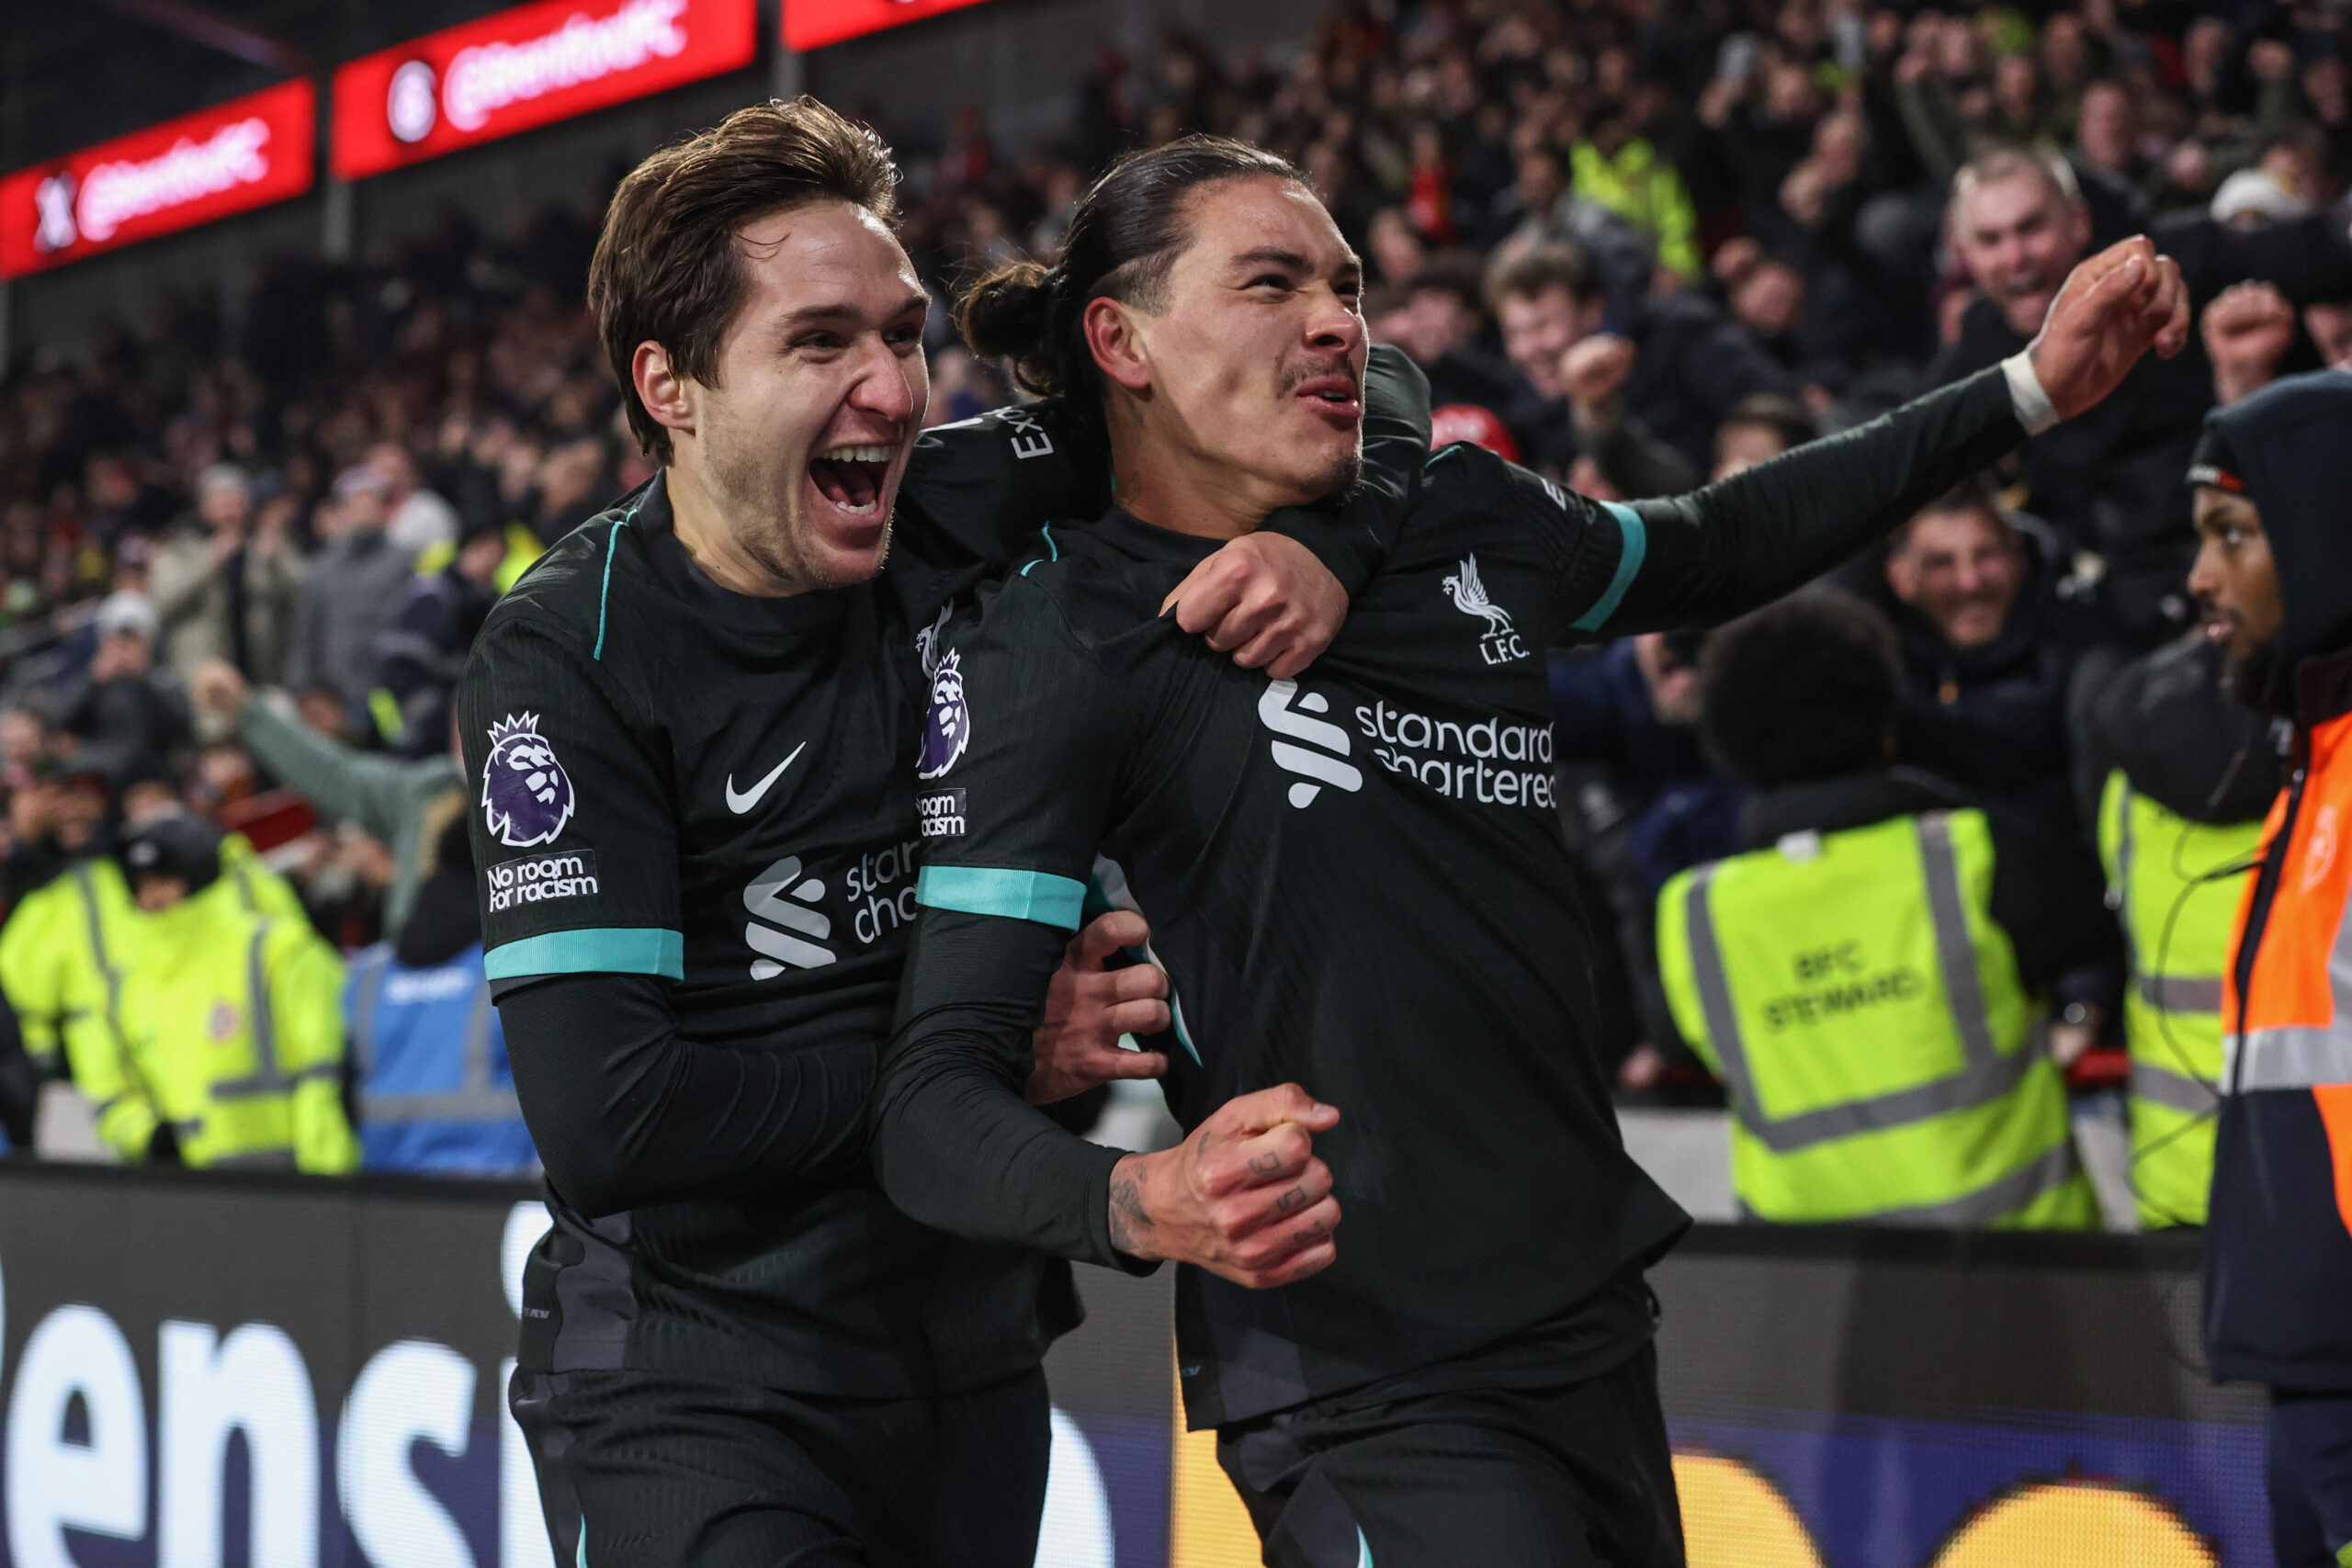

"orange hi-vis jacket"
[2207,691,2352,1388]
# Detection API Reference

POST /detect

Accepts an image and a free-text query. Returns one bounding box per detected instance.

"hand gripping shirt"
[873,366,2029,1426]
[459,365,1426,1399]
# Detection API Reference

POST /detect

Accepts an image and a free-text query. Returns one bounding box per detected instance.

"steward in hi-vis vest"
[1658,592,2115,1227]
[345,813,534,1176]
[2187,370,2352,1568]
[346,942,532,1175]
[116,815,356,1173]
[0,852,153,1151]
[2077,635,2278,1228]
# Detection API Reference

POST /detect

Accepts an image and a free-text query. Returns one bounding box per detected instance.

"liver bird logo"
[1444,554,1516,637]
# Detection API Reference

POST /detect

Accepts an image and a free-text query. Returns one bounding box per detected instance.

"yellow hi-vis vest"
[1658,808,2097,1227]
[118,881,357,1173]
[2096,772,2264,1227]
[0,857,161,1154]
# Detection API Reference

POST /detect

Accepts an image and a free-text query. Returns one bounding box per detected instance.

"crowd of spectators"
[0,0,2346,1183]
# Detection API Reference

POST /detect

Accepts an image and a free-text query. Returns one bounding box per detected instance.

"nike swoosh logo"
[725,741,807,815]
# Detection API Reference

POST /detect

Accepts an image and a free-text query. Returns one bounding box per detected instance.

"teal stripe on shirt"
[915,866,1086,930]
[1570,502,1648,632]
[486,927,684,981]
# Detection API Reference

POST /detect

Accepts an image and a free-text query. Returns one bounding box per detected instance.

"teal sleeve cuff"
[1571,502,1648,633]
[486,927,684,981]
[915,866,1088,930]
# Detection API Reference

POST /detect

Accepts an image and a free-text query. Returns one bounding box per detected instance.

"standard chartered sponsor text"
[442,0,689,132]
[1357,698,1556,808]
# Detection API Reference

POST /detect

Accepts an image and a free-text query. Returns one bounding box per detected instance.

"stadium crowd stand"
[0,0,2346,1214]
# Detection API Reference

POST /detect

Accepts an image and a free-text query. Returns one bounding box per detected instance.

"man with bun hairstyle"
[462,99,1422,1567]
[872,133,2190,1565]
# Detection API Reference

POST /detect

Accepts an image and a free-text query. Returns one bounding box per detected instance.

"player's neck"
[664,457,804,598]
[1105,416,1271,543]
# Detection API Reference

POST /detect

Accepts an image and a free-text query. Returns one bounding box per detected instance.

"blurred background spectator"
[0,0,2344,1212]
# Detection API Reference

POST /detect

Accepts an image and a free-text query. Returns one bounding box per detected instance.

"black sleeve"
[1553,367,2025,638]
[897,401,1110,571]
[495,972,876,1215]
[459,618,681,979]
[869,585,1147,1271]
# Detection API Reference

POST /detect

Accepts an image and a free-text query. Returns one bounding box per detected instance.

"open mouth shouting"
[1292,371,1364,429]
[809,443,896,520]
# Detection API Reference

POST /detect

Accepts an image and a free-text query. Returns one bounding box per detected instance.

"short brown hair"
[1485,243,1597,312]
[591,96,899,463]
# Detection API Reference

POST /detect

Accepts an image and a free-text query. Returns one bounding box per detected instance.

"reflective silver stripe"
[1864,1137,2081,1226]
[356,968,521,1126]
[2113,777,2139,966]
[72,864,163,1114]
[2130,1059,2218,1114]
[347,949,390,1078]
[1685,812,2026,1155]
[209,923,291,1102]
[2138,974,2224,1013]
[2116,783,2232,1017]
[1916,813,1998,1066]
[2222,1026,2352,1091]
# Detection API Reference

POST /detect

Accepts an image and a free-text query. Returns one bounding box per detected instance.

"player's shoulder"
[478,489,661,670]
[957,522,1170,660]
[1408,441,1608,548]
[484,506,627,641]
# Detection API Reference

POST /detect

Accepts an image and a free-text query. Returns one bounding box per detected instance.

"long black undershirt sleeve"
[873,911,1144,1271]
[1596,366,2024,636]
[497,973,877,1217]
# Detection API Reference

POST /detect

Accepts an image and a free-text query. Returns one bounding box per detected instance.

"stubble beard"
[703,417,895,594]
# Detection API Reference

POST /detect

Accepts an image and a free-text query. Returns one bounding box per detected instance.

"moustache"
[1280,359,1363,397]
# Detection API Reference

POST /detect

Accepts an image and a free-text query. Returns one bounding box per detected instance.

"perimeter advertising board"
[331,0,759,181]
[0,1168,2273,1566]
[0,83,318,280]
[782,0,1008,51]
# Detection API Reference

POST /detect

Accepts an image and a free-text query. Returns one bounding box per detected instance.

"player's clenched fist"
[1104,1083,1342,1290]
[2027,233,2191,421]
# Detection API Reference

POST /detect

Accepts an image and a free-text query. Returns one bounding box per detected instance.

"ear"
[1083,297,1154,395]
[632,342,696,441]
[1883,547,1915,602]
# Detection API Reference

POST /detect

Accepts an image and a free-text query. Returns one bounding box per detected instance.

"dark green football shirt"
[460,365,1427,1398]
[874,367,2028,1425]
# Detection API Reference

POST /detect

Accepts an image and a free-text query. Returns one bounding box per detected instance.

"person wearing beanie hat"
[2183,367,2352,1568]
[110,808,356,1174]
[58,589,188,793]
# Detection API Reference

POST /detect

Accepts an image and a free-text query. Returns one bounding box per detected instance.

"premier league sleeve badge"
[917,651,970,781]
[482,713,576,848]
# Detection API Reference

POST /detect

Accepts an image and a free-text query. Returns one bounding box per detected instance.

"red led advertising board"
[784,0,1005,51]
[1,81,316,280]
[333,0,758,180]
